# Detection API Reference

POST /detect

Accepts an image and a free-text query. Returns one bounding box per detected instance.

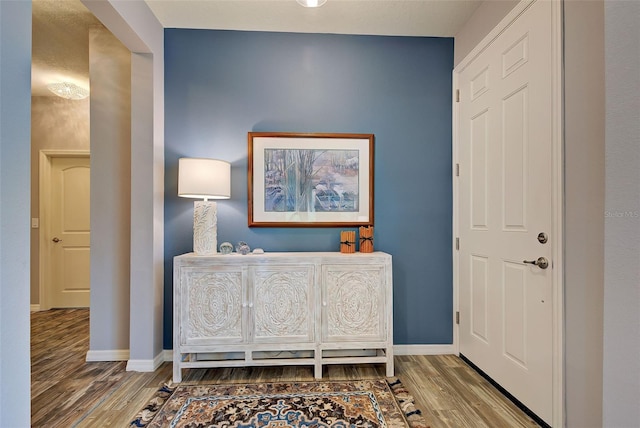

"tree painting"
[264,149,360,213]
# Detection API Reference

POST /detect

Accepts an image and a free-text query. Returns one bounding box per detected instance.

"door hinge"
[455,163,460,177]
[456,311,460,325]
[455,89,460,102]
[455,237,460,250]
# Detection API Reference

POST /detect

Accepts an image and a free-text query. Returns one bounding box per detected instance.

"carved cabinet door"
[180,266,248,345]
[321,264,387,343]
[251,265,315,343]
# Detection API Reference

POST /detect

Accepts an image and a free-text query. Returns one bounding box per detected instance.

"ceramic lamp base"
[193,200,217,255]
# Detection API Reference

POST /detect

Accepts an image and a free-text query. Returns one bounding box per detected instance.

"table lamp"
[178,158,231,255]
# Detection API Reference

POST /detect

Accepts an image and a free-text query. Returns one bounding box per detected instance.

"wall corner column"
[0,1,32,425]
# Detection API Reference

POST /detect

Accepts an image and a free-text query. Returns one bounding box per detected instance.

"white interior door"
[455,1,560,425]
[47,156,91,308]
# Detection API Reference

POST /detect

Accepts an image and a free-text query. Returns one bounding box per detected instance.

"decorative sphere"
[237,244,251,255]
[219,242,233,254]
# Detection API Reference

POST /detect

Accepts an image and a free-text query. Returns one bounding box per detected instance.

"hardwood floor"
[31,309,540,427]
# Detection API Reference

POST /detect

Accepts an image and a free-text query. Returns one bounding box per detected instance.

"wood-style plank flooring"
[31,309,540,427]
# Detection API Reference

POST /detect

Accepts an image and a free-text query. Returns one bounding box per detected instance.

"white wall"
[88,26,132,353]
[0,1,32,425]
[563,2,606,425]
[82,0,165,367]
[128,51,163,367]
[453,0,518,66]
[0,0,164,420]
[603,1,640,426]
[30,97,90,305]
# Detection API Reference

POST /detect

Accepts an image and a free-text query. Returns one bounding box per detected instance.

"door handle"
[523,257,548,269]
[52,237,62,243]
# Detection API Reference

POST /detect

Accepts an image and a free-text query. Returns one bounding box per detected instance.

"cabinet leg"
[386,362,394,377]
[314,362,323,379]
[173,361,182,383]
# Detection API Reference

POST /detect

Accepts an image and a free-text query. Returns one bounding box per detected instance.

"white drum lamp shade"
[178,158,231,255]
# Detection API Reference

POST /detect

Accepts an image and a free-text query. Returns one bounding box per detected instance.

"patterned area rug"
[130,378,429,428]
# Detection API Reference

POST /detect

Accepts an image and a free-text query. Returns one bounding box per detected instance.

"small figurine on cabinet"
[219,241,233,254]
[236,241,251,255]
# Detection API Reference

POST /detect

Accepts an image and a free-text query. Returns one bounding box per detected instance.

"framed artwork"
[248,132,374,227]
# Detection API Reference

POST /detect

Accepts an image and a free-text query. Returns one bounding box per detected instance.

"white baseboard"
[126,351,166,372]
[393,344,455,355]
[163,349,173,362]
[86,349,130,362]
[159,346,455,362]
[30,304,41,312]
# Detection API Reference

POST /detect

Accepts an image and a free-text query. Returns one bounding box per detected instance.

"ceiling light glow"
[296,0,327,7]
[47,82,89,100]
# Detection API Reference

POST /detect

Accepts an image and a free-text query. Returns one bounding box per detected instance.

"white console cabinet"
[173,252,393,382]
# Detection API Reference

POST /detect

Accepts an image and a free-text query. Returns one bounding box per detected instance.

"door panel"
[502,86,528,229]
[470,255,489,342]
[470,110,489,229]
[457,0,555,424]
[50,156,91,308]
[503,261,527,366]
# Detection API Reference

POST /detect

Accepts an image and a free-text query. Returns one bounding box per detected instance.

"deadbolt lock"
[537,232,548,244]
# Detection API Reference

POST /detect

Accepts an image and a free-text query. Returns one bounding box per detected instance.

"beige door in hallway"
[454,0,562,425]
[43,155,91,308]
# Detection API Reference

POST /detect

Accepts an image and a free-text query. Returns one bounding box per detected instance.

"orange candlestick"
[340,230,356,253]
[359,226,374,253]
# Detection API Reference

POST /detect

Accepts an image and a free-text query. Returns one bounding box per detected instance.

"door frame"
[39,149,91,310]
[452,1,564,426]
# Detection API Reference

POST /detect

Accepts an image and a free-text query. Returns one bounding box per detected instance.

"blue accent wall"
[164,29,453,349]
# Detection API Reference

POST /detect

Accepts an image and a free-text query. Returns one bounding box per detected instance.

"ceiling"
[32,0,481,97]
[144,0,482,37]
[31,0,103,96]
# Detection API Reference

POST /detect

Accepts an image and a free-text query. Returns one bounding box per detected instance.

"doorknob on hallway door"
[523,257,548,269]
[52,237,62,243]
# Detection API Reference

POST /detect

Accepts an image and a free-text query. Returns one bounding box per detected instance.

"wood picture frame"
[248,132,374,227]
